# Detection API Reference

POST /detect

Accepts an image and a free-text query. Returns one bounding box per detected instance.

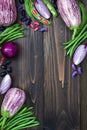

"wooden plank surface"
[0,0,87,130]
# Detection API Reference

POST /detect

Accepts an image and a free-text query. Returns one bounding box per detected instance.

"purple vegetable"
[72,63,77,71]
[77,66,83,75]
[34,0,51,19]
[0,0,17,26]
[40,27,48,32]
[72,71,78,78]
[17,6,23,11]
[1,42,18,58]
[0,74,12,94]
[73,45,87,65]
[1,88,26,117]
[57,0,81,28]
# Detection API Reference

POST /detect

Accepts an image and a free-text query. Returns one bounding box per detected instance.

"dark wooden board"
[0,0,87,130]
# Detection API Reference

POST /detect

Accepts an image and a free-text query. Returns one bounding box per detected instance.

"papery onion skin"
[0,74,12,94]
[57,0,81,28]
[34,0,51,19]
[1,42,18,58]
[73,45,87,65]
[1,88,26,118]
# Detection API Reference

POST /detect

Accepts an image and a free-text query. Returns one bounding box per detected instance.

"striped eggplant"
[0,0,17,26]
[1,88,26,118]
[34,0,51,19]
[57,0,82,39]
[57,0,81,28]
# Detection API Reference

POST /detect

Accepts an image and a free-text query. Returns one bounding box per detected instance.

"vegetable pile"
[0,0,87,129]
[57,0,87,77]
[0,88,40,130]
[25,0,58,25]
[0,1,41,129]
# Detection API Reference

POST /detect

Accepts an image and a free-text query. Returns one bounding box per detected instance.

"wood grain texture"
[43,17,80,130]
[0,0,87,130]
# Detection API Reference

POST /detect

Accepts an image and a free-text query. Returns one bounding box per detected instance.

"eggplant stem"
[72,28,78,40]
[1,117,7,130]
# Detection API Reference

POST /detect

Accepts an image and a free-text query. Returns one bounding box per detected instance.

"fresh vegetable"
[72,65,83,78]
[0,88,40,130]
[0,0,17,26]
[0,74,12,94]
[72,63,77,71]
[1,65,7,70]
[25,18,32,25]
[17,5,23,11]
[42,0,58,17]
[1,88,26,118]
[58,1,87,59]
[0,24,24,47]
[1,106,40,130]
[72,71,78,78]
[34,0,51,19]
[24,0,34,18]
[57,0,81,39]
[64,24,87,57]
[73,45,87,65]
[77,67,83,74]
[1,42,18,58]
[24,0,58,25]
[25,0,51,25]
[40,27,48,32]
[77,2,87,33]
[1,88,25,130]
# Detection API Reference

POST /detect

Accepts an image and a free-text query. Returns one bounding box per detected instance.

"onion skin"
[1,88,26,117]
[34,0,51,19]
[0,74,12,94]
[1,42,18,58]
[57,0,81,28]
[73,45,87,65]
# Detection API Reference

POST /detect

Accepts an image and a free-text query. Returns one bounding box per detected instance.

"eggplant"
[1,88,26,118]
[57,0,81,39]
[34,0,51,19]
[57,0,81,28]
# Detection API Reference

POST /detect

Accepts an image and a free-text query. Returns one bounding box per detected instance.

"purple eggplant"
[34,0,51,19]
[1,88,26,117]
[57,0,81,28]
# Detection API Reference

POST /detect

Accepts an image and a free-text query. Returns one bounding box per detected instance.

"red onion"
[73,45,87,65]
[0,74,12,94]
[34,0,51,19]
[1,42,18,58]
